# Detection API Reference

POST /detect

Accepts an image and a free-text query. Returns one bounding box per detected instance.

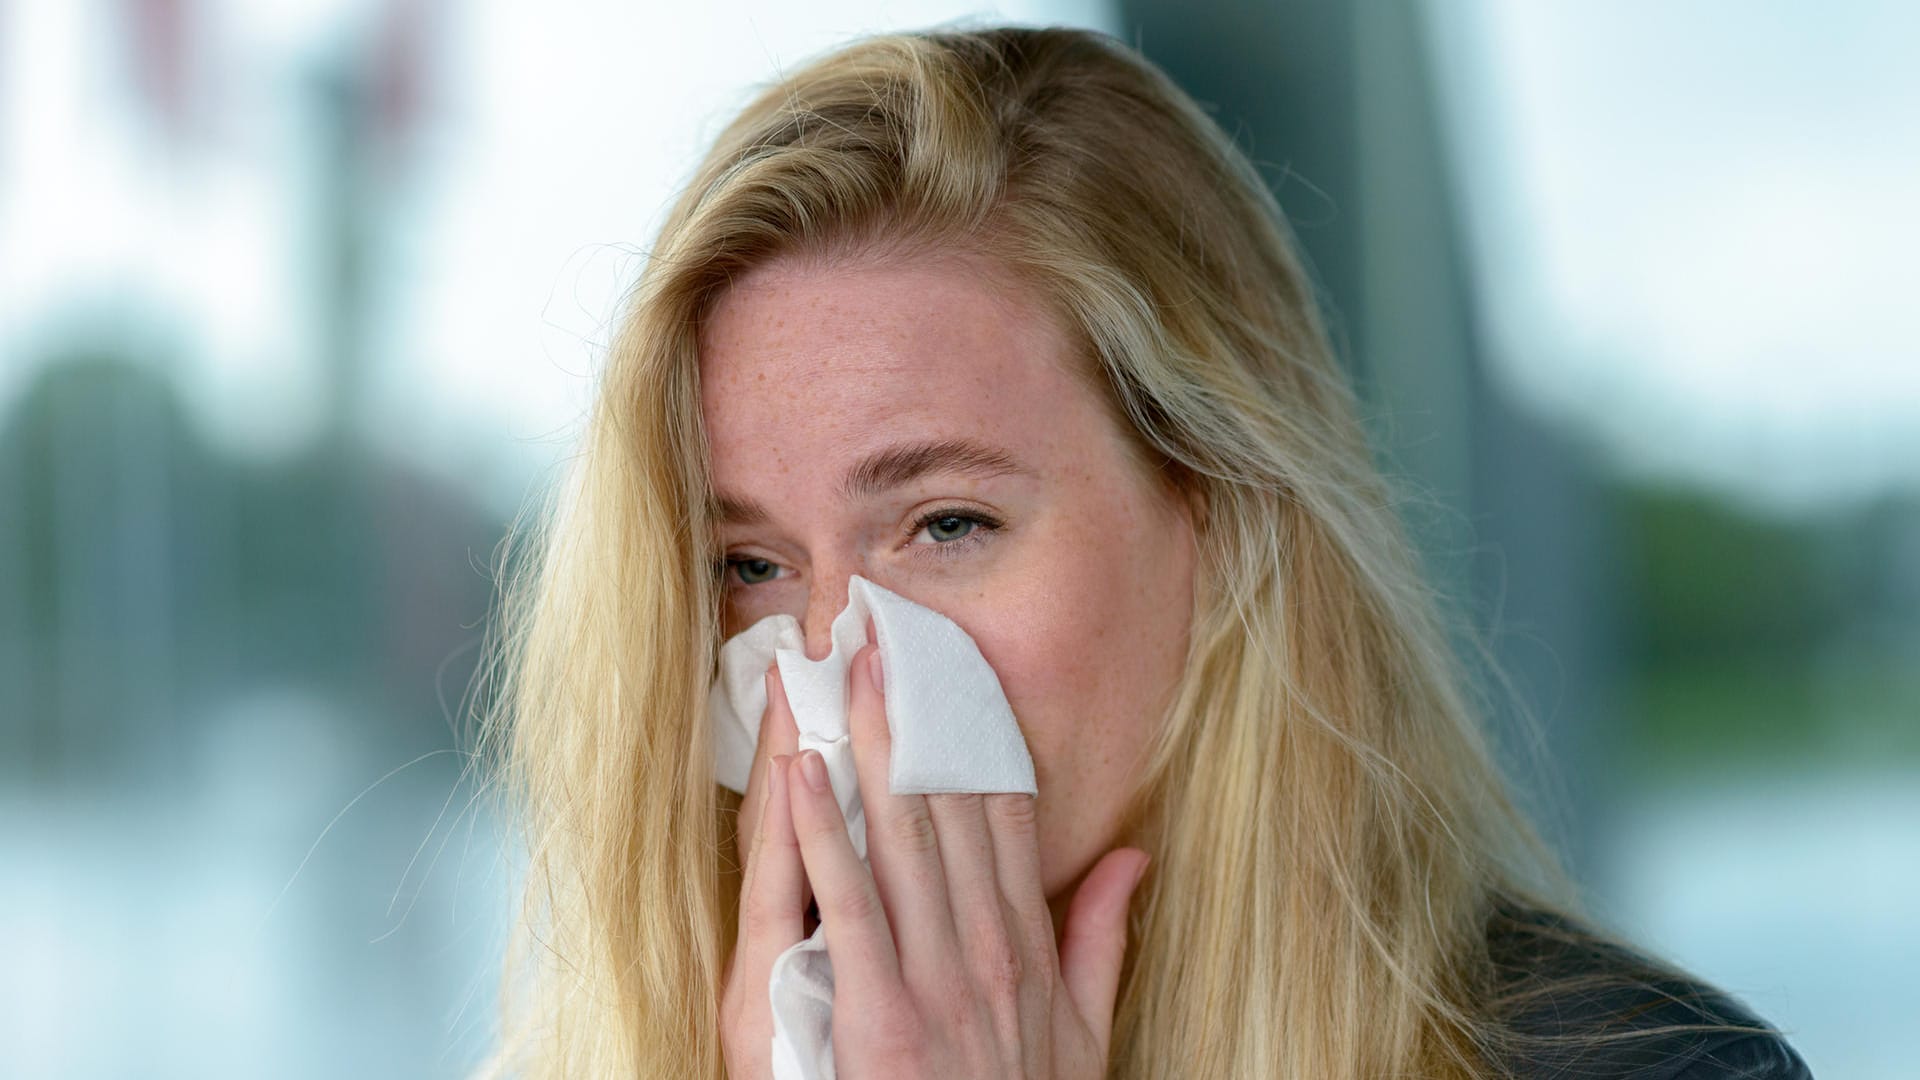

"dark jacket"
[1486,902,1812,1079]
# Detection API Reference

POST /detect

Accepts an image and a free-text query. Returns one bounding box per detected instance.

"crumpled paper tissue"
[710,573,1036,1080]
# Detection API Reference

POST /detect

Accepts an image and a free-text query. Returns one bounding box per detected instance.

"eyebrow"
[710,437,1029,526]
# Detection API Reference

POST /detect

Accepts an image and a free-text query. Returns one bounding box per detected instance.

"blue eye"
[908,508,1004,555]
[918,513,976,542]
[718,556,781,586]
[717,507,1005,590]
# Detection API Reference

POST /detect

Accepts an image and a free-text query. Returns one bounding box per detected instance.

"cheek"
[983,576,1140,777]
[981,495,1187,761]
[952,493,1192,889]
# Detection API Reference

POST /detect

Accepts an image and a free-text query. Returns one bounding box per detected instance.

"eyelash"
[715,507,1005,587]
[908,506,1004,558]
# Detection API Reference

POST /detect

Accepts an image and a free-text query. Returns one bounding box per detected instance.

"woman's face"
[699,250,1198,909]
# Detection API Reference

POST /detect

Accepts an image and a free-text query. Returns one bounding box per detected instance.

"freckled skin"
[699,251,1198,911]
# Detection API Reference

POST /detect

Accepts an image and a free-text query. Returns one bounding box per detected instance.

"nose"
[800,563,858,662]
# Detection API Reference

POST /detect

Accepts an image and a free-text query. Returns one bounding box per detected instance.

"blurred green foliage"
[1610,481,1920,776]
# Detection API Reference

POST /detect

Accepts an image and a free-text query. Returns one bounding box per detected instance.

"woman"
[469,25,1811,1079]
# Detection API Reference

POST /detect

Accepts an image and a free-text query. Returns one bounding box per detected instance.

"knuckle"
[738,890,779,940]
[932,966,973,1009]
[740,827,792,889]
[796,805,846,845]
[934,989,983,1042]
[884,803,940,856]
[971,933,1023,1000]
[832,879,884,923]
[910,973,984,1042]
[929,792,985,828]
[906,960,972,1018]
[854,1000,924,1056]
[987,793,1037,831]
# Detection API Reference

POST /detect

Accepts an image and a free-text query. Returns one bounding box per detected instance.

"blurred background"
[2,1,1912,1076]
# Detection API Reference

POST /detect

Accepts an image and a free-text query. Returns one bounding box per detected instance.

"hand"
[720,655,807,1079]
[783,629,1151,1078]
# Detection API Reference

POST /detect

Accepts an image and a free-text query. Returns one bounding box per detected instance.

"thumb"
[1057,847,1151,1054]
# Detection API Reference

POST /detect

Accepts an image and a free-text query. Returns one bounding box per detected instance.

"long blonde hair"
[466,25,1769,1079]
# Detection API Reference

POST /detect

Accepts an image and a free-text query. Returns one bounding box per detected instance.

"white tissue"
[710,574,1036,1080]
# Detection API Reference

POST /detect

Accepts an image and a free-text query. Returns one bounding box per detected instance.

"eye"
[907,507,1004,556]
[716,507,1006,591]
[717,556,783,586]
[920,514,976,542]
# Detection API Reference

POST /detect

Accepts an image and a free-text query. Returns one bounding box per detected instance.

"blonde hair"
[466,25,1776,1079]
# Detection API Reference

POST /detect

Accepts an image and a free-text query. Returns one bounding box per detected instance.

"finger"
[984,793,1054,980]
[929,794,1003,966]
[738,661,801,871]
[787,748,902,996]
[736,754,809,974]
[929,792,1025,1051]
[733,662,779,868]
[846,635,959,971]
[766,659,801,756]
[1058,848,1150,1057]
[980,792,1055,1070]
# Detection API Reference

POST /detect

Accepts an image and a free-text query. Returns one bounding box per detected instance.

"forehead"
[697,254,1093,462]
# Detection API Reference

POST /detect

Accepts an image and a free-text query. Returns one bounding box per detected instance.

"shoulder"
[1482,901,1814,1080]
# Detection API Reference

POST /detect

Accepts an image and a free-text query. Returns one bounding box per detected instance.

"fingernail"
[868,647,884,692]
[1131,854,1152,890]
[798,750,829,792]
